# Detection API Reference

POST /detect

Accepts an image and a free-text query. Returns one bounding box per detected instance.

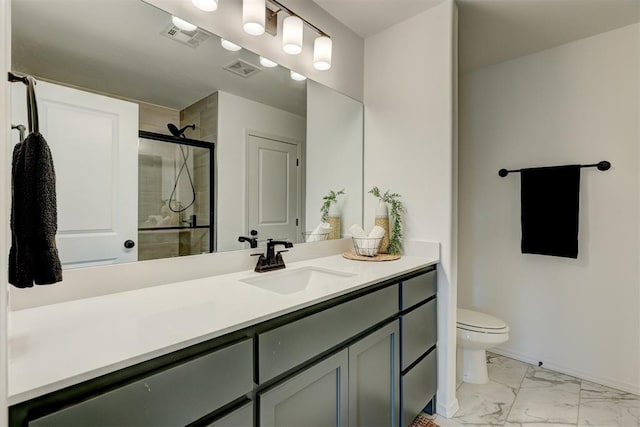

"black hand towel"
[9,132,63,288]
[520,165,581,259]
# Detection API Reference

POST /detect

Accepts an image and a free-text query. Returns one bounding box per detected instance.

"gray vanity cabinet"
[259,350,349,427]
[259,320,400,427]
[12,266,438,427]
[399,269,438,427]
[348,321,400,427]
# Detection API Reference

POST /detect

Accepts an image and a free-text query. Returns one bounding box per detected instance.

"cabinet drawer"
[30,339,253,427]
[401,349,437,427]
[401,298,437,370]
[401,270,436,309]
[258,284,398,383]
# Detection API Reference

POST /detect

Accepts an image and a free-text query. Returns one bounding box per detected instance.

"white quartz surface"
[8,254,437,405]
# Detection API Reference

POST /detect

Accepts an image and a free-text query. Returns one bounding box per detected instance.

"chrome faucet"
[252,239,293,273]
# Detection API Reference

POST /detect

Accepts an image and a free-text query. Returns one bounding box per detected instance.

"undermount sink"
[239,267,356,295]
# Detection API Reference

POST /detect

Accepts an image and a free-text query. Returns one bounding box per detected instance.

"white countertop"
[8,254,437,405]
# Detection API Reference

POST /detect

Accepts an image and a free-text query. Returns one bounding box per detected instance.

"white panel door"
[11,80,138,268]
[247,134,300,243]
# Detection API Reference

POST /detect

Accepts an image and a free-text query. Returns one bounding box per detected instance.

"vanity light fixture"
[243,0,266,35]
[221,39,242,52]
[267,0,332,67]
[259,56,278,68]
[192,0,218,12]
[282,15,303,55]
[313,36,332,70]
[172,16,198,32]
[189,0,333,70]
[290,70,306,81]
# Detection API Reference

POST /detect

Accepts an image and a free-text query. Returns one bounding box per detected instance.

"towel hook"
[11,124,26,143]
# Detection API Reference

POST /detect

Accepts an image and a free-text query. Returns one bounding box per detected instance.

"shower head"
[167,123,196,138]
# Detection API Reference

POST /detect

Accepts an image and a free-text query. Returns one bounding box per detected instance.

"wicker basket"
[302,231,330,242]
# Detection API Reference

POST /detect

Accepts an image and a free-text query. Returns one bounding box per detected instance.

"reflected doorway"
[246,133,301,244]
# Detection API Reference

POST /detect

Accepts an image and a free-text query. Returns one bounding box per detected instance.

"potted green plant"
[369,187,403,255]
[321,189,345,240]
[320,189,345,222]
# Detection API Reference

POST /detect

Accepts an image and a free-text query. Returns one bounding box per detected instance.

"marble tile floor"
[431,352,640,427]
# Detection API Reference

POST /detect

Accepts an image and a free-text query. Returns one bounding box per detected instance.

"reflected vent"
[224,59,261,78]
[161,23,210,48]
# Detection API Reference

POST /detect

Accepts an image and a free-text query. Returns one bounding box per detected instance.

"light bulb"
[221,39,242,52]
[243,0,266,36]
[290,70,306,81]
[282,16,303,55]
[192,0,218,12]
[259,57,278,68]
[172,16,197,32]
[313,36,332,70]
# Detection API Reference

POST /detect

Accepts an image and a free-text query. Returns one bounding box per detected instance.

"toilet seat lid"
[457,308,507,330]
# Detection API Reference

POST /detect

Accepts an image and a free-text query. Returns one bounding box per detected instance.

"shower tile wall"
[181,92,217,252]
[139,102,180,135]
[180,92,218,143]
[136,96,215,261]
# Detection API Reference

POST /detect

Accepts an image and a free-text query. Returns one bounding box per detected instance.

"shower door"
[137,132,215,261]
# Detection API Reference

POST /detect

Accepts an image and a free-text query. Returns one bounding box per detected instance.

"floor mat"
[409,412,439,427]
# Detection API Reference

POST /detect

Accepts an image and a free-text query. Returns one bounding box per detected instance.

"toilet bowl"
[456,308,509,384]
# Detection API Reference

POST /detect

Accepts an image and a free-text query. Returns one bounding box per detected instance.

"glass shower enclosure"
[137,131,215,261]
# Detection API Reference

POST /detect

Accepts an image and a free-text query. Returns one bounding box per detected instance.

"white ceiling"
[313,0,640,71]
[313,0,447,38]
[457,0,640,71]
[12,0,306,114]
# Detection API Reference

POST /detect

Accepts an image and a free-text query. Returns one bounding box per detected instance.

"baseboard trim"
[436,396,459,418]
[491,347,640,396]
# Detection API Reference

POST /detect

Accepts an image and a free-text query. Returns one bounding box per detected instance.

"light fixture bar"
[267,0,330,38]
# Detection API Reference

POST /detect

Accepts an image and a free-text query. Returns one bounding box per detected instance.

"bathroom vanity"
[7,255,438,426]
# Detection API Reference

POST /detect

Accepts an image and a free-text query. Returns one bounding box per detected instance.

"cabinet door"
[349,321,400,427]
[259,350,348,427]
[208,402,253,427]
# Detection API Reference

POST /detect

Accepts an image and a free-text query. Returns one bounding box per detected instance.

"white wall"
[306,80,363,235]
[216,91,305,252]
[143,0,364,102]
[364,0,459,417]
[458,24,640,394]
[0,0,9,422]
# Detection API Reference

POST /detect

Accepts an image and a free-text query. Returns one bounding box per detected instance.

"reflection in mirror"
[10,0,363,269]
[138,132,214,259]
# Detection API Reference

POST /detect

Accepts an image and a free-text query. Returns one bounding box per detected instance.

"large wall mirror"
[10,0,363,269]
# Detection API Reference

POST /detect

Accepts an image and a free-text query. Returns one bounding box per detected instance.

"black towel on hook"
[9,76,62,288]
[520,165,581,259]
[9,133,63,287]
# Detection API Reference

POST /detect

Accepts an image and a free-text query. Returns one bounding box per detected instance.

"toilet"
[456,308,510,384]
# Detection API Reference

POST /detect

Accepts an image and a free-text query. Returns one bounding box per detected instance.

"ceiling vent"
[161,23,210,48]
[224,59,261,78]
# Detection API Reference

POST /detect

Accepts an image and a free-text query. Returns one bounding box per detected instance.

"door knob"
[124,240,135,249]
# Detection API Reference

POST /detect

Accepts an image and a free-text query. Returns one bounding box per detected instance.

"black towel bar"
[499,161,611,177]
